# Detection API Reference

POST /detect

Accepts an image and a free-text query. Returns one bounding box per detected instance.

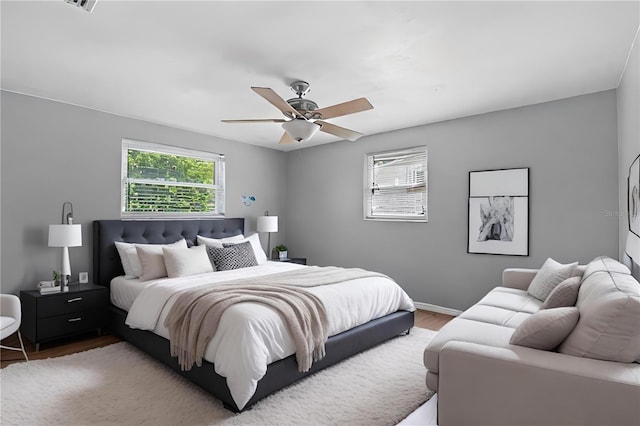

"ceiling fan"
[222,81,373,145]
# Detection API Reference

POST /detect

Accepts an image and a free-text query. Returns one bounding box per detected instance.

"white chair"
[0,294,29,361]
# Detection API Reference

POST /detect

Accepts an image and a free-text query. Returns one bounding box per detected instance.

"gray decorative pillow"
[207,241,258,271]
[572,265,588,278]
[527,258,578,301]
[541,276,582,309]
[510,307,580,350]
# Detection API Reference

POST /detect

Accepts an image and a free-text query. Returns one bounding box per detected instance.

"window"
[121,139,225,218]
[364,146,427,222]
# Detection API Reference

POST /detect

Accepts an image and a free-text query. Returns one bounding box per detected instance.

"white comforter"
[120,262,415,410]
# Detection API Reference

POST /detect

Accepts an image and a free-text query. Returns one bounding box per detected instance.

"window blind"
[365,146,427,221]
[121,139,225,218]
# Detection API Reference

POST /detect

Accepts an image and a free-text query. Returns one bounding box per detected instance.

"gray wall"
[0,91,287,295]
[617,32,640,266]
[285,91,620,311]
[0,89,623,310]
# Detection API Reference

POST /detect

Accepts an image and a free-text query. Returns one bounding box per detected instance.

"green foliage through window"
[122,140,225,217]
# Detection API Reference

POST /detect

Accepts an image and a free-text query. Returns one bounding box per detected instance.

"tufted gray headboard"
[92,218,244,287]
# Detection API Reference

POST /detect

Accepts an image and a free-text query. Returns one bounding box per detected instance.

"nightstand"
[20,283,108,351]
[280,257,307,265]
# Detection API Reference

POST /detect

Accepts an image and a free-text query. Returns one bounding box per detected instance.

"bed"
[93,218,415,412]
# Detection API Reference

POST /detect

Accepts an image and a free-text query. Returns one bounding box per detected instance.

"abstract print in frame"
[468,167,529,256]
[629,154,640,238]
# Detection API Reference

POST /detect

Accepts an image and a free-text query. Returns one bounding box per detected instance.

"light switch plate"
[79,272,89,283]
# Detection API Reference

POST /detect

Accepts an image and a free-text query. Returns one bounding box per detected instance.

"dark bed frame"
[93,218,414,412]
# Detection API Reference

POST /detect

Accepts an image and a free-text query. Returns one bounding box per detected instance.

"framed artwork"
[468,167,529,256]
[629,154,640,238]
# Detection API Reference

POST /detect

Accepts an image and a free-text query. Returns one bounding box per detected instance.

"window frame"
[121,139,225,219]
[363,145,428,222]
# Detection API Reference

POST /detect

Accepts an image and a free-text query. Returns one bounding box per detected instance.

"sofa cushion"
[541,276,582,309]
[424,318,515,373]
[476,287,543,314]
[426,371,438,392]
[459,304,531,328]
[510,307,580,350]
[527,258,578,301]
[559,260,640,363]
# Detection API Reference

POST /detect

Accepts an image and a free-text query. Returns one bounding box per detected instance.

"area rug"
[0,328,436,426]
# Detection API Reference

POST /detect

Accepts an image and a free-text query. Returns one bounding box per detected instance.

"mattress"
[110,261,302,311]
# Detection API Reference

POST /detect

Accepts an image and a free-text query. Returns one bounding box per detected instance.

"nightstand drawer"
[38,290,107,318]
[37,311,105,341]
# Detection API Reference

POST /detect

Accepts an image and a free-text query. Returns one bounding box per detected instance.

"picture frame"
[629,154,640,238]
[468,167,529,256]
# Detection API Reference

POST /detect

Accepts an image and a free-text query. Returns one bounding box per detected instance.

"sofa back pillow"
[527,258,578,301]
[559,259,640,363]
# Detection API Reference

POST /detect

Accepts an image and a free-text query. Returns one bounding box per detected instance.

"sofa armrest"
[437,341,640,426]
[501,268,538,290]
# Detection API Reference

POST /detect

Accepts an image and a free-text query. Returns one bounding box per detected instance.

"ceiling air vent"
[64,0,97,13]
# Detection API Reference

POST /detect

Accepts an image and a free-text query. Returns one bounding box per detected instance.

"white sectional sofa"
[424,257,640,426]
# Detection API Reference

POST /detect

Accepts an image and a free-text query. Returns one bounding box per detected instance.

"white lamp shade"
[257,216,278,233]
[48,224,82,248]
[282,119,320,142]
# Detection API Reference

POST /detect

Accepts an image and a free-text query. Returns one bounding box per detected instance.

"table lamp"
[48,202,82,292]
[257,213,278,259]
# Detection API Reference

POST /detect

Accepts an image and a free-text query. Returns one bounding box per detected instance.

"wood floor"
[0,309,454,369]
[414,309,455,331]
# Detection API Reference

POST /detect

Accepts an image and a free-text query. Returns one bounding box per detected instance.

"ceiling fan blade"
[314,97,373,120]
[251,87,304,119]
[316,120,364,141]
[221,119,286,123]
[279,131,296,145]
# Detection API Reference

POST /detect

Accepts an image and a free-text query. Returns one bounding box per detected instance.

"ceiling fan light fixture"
[282,119,320,142]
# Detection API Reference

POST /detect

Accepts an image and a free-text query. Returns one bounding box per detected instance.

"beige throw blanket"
[164,266,390,372]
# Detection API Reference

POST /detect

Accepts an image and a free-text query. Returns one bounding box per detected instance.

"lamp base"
[61,274,70,292]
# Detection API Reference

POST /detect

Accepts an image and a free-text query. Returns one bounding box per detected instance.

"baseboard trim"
[414,302,462,317]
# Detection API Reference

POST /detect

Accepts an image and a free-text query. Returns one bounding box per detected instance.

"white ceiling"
[1,1,638,151]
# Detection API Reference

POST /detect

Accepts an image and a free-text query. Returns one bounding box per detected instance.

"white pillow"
[115,239,187,278]
[243,233,268,265]
[163,245,214,278]
[527,258,578,301]
[197,233,267,264]
[115,241,139,278]
[196,234,245,248]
